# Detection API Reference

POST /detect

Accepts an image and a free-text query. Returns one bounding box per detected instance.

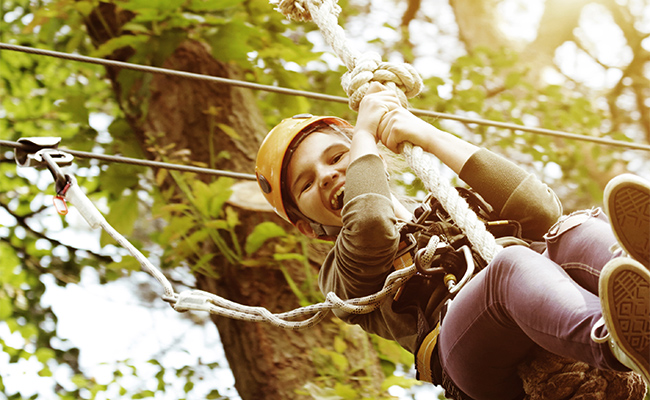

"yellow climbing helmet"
[255,113,353,224]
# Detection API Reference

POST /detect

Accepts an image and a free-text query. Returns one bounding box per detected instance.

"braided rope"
[269,0,501,264]
[270,0,422,111]
[63,176,418,328]
[173,264,417,329]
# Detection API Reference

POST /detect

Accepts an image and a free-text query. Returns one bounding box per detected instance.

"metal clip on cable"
[14,137,74,195]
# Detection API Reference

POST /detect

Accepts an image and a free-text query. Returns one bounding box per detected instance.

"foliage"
[300,321,419,400]
[1,0,648,399]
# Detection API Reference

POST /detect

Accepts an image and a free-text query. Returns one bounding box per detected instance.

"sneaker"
[604,173,650,268]
[598,257,650,384]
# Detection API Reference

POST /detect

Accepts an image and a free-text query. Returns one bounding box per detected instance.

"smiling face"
[285,130,351,228]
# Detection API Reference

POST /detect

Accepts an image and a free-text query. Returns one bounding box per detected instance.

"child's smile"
[286,131,351,227]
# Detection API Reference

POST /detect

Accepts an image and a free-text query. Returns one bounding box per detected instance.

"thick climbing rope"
[271,0,501,263]
[2,43,648,152]
[272,0,422,111]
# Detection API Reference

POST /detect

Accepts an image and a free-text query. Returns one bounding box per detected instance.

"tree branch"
[401,0,422,27]
[0,200,114,263]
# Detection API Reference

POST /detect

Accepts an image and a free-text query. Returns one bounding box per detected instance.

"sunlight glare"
[497,0,544,42]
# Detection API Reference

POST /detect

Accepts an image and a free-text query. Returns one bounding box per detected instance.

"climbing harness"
[391,189,532,399]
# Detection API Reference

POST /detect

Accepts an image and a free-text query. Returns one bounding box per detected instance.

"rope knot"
[271,0,341,22]
[342,51,423,111]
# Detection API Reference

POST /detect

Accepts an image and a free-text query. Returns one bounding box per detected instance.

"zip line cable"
[1,43,649,152]
[0,139,257,180]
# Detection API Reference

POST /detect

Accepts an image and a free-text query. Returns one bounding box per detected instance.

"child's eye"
[301,181,312,193]
[331,152,344,164]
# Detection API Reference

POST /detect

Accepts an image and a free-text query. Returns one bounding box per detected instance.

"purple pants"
[438,209,628,400]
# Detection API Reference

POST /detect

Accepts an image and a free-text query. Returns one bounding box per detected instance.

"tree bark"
[448,0,511,52]
[84,4,385,399]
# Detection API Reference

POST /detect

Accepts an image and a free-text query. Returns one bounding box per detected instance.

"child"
[255,82,650,400]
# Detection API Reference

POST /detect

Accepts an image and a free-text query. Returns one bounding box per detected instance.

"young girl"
[255,82,650,400]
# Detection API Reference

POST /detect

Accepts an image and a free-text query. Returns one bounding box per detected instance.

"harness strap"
[415,322,440,382]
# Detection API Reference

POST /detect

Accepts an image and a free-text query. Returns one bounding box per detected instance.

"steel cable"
[1,43,648,152]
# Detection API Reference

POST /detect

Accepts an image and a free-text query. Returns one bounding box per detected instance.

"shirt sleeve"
[319,154,400,301]
[459,148,563,240]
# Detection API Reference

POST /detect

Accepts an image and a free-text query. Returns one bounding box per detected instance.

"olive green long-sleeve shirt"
[318,149,562,352]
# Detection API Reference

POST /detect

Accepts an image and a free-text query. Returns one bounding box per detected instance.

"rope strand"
[1,43,646,152]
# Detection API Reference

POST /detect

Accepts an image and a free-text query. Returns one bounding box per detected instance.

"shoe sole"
[600,258,650,382]
[604,174,650,268]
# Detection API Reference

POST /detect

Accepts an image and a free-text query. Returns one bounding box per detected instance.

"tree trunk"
[448,0,511,52]
[84,4,385,399]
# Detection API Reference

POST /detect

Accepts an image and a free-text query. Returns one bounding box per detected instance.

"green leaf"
[71,374,89,388]
[55,94,89,124]
[374,335,414,366]
[101,192,140,247]
[505,72,522,89]
[205,220,230,230]
[206,20,257,63]
[333,382,357,399]
[206,390,222,399]
[380,374,420,391]
[35,348,56,363]
[118,0,185,12]
[0,295,13,320]
[217,123,241,140]
[329,351,348,372]
[245,222,287,254]
[38,366,53,377]
[273,252,306,262]
[225,206,239,228]
[133,390,155,399]
[90,35,150,58]
[73,1,94,16]
[333,336,347,354]
[188,0,245,11]
[106,256,142,272]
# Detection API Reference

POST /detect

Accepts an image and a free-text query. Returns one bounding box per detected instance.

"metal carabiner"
[447,245,475,294]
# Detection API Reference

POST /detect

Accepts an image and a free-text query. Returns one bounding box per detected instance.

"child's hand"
[376,107,431,153]
[355,82,402,137]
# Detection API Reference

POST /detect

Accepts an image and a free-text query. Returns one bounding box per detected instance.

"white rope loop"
[420,235,441,266]
[342,52,423,111]
[173,265,417,329]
